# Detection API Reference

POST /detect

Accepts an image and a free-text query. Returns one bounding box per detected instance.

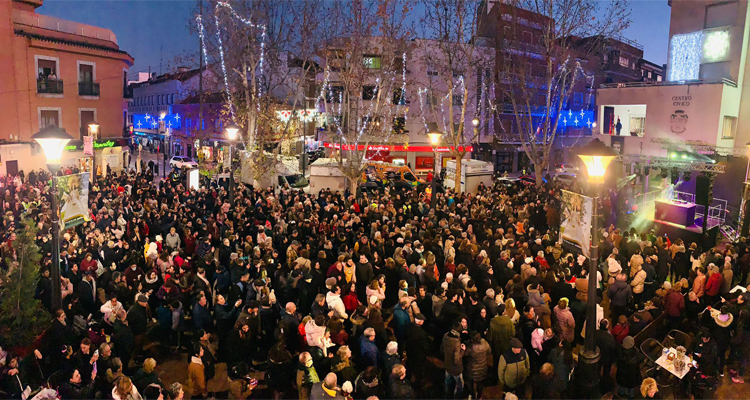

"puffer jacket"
[497,348,530,390]
[305,319,326,347]
[630,268,646,294]
[553,305,576,343]
[527,286,544,308]
[465,338,492,381]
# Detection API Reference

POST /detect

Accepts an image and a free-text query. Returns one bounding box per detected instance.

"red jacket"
[705,272,723,297]
[664,289,685,317]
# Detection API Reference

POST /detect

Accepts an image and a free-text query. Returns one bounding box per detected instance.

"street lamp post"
[225,122,240,205]
[427,130,442,209]
[87,121,99,185]
[32,126,73,311]
[575,138,617,398]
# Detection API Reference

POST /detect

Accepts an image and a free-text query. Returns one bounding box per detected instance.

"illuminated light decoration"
[579,109,585,118]
[151,121,157,129]
[703,30,730,61]
[586,119,592,128]
[401,52,407,127]
[574,117,579,125]
[297,109,317,123]
[668,31,703,81]
[136,121,142,129]
[174,114,180,121]
[213,13,233,118]
[276,110,292,122]
[144,114,150,120]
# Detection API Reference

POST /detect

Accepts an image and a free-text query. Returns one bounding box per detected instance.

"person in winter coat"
[707,306,734,375]
[692,267,707,298]
[326,285,349,320]
[305,315,328,347]
[297,352,320,400]
[487,303,514,366]
[464,331,492,399]
[553,298,575,343]
[359,328,380,369]
[404,314,430,383]
[608,273,633,322]
[630,255,647,305]
[441,321,466,399]
[704,264,724,305]
[186,344,207,399]
[497,338,530,395]
[391,297,412,342]
[310,373,344,400]
[531,363,564,399]
[616,336,643,399]
[387,364,415,399]
[664,282,685,329]
[728,309,749,383]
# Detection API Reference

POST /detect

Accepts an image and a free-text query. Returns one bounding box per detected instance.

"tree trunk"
[454,152,463,193]
[534,155,548,188]
[349,175,359,196]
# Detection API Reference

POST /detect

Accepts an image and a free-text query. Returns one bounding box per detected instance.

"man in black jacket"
[388,364,416,399]
[58,369,96,400]
[355,254,373,302]
[404,314,430,383]
[127,294,150,362]
[595,319,617,391]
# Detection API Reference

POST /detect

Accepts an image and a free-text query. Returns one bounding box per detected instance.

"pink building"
[0,0,134,175]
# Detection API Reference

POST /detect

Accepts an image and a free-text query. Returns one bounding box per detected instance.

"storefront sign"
[65,139,127,152]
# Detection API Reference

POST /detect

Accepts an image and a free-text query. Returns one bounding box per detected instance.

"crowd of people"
[0,162,748,400]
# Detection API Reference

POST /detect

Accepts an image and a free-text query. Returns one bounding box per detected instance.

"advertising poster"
[56,172,91,230]
[560,189,593,257]
[83,136,94,156]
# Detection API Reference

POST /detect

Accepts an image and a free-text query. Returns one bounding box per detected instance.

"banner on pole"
[560,189,593,257]
[83,136,94,156]
[56,173,91,230]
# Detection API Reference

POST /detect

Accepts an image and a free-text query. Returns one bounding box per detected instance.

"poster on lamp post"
[560,190,593,257]
[55,172,91,230]
[83,136,94,156]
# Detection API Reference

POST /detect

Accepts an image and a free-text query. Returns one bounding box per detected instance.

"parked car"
[169,156,198,169]
[555,163,580,174]
[495,177,520,188]
[553,173,577,186]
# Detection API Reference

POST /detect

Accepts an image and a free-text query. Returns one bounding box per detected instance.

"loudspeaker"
[695,174,711,205]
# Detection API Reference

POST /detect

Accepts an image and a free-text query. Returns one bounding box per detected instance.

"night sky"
[37,0,672,79]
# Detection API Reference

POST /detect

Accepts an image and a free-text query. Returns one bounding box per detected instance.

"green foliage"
[0,218,50,349]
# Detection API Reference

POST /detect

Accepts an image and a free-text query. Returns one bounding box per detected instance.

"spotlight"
[683,171,691,182]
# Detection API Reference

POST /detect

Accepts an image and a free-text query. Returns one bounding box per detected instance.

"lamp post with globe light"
[225,122,240,204]
[32,126,73,311]
[574,138,618,398]
[87,121,99,185]
[427,129,442,209]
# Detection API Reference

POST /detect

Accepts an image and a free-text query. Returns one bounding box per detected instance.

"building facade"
[0,0,134,175]
[477,1,664,172]
[316,37,495,176]
[596,0,748,156]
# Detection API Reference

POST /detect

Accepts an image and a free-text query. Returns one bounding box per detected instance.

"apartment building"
[317,37,495,175]
[0,0,134,175]
[477,0,663,172]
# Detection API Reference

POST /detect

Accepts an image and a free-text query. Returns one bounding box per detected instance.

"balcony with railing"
[37,77,63,94]
[79,81,100,97]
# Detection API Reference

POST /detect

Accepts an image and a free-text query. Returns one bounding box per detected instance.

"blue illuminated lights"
[669,31,703,81]
[132,114,181,132]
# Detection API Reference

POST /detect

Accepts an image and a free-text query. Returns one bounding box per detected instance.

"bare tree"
[414,0,494,193]
[196,0,324,184]
[317,0,413,194]
[490,0,630,186]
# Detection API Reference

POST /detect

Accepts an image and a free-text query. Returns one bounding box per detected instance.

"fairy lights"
[668,31,703,81]
[196,1,269,121]
[703,30,730,61]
